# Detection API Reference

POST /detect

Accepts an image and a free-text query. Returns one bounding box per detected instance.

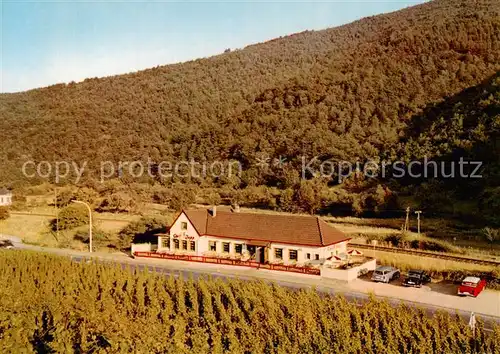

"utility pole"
[54,188,59,240]
[415,210,422,236]
[404,206,410,232]
[72,200,93,253]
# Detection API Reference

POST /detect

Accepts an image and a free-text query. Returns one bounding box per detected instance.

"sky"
[1,0,427,93]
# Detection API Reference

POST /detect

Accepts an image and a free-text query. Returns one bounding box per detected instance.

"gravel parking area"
[348,275,500,317]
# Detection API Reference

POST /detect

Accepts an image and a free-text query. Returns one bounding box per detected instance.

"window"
[161,237,170,249]
[182,240,188,250]
[174,239,180,249]
[275,248,283,260]
[190,241,196,251]
[289,250,298,261]
[223,242,230,253]
[315,254,319,261]
[306,253,311,260]
[209,241,217,252]
[181,222,188,230]
[235,244,242,254]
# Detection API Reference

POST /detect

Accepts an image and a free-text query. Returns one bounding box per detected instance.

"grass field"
[0,213,56,246]
[0,210,143,249]
[362,249,499,275]
[329,215,500,252]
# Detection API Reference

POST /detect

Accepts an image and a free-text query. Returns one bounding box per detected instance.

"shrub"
[152,185,196,210]
[23,183,53,196]
[483,227,500,248]
[205,191,222,206]
[294,179,326,214]
[56,187,99,208]
[377,232,464,254]
[419,240,449,252]
[98,192,137,213]
[169,187,196,210]
[9,195,27,211]
[278,188,295,212]
[385,233,403,247]
[0,207,10,221]
[117,216,170,249]
[74,228,113,249]
[51,205,89,231]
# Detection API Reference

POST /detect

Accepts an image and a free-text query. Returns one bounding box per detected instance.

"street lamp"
[72,200,93,253]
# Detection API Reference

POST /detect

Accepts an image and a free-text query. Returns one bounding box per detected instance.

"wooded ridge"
[1,0,499,223]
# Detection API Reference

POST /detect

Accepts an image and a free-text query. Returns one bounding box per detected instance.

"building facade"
[0,188,12,207]
[157,208,350,266]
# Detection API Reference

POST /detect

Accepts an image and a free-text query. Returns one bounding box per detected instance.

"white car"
[371,266,400,283]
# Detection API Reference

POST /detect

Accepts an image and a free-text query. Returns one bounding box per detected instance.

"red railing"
[133,252,321,276]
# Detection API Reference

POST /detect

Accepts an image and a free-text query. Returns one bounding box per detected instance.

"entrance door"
[247,245,256,260]
[259,247,265,263]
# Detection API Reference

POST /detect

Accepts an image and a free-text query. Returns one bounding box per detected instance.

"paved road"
[2,234,499,332]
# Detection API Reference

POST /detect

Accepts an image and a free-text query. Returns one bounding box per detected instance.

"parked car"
[402,270,431,288]
[371,266,400,283]
[458,276,486,297]
[0,240,14,249]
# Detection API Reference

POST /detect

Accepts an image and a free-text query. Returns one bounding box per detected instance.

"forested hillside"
[1,0,499,222]
[399,73,500,224]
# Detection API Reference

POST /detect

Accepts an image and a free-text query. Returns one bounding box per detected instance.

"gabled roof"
[0,188,11,195]
[183,209,349,247]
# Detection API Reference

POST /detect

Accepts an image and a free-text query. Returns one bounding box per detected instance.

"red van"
[457,276,486,297]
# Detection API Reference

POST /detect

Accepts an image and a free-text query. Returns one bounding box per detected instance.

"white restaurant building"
[156,207,351,265]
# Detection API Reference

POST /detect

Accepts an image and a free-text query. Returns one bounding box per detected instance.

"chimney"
[210,205,217,217]
[232,203,240,213]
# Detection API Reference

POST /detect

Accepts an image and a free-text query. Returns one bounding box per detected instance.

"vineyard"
[0,251,499,353]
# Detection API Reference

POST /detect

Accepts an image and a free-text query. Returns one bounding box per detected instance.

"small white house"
[0,188,12,207]
[155,207,351,266]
